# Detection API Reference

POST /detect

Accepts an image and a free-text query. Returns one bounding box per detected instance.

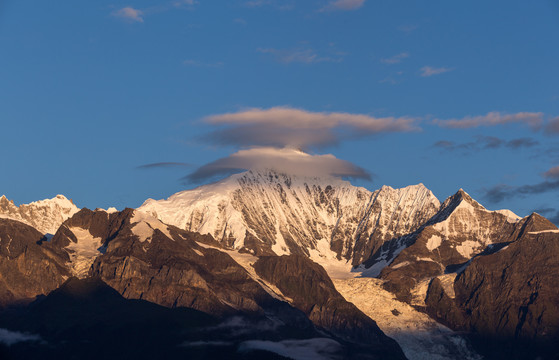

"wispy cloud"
[420,66,453,77]
[484,180,559,203]
[111,7,144,23]
[243,0,294,10]
[381,52,409,64]
[0,328,43,346]
[545,116,559,134]
[203,106,418,149]
[543,165,559,179]
[434,111,544,129]
[183,59,224,68]
[111,1,197,23]
[320,0,365,12]
[257,47,343,64]
[185,147,371,183]
[137,162,191,169]
[433,136,539,153]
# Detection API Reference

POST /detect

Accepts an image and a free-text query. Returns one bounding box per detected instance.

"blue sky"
[1,0,558,222]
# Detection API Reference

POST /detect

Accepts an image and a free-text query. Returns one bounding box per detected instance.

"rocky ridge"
[139,170,440,267]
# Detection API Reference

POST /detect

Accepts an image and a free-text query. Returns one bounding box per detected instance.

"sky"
[1,0,559,223]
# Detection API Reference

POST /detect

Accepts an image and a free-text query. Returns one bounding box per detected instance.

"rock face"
[77,209,284,316]
[0,219,69,307]
[425,214,559,359]
[253,255,407,360]
[0,194,79,235]
[139,170,440,266]
[23,208,406,359]
[367,189,521,302]
[0,277,326,360]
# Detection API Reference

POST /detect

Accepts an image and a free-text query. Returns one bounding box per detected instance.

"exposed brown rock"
[253,255,407,360]
[426,213,559,359]
[0,219,69,307]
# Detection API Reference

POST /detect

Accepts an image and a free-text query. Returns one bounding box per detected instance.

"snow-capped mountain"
[138,170,440,267]
[0,194,79,235]
[370,189,523,302]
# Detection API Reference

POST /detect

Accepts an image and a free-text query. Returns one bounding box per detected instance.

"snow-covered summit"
[139,170,440,266]
[0,194,79,235]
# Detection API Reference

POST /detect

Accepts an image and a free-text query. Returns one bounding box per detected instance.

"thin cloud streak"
[111,1,197,23]
[320,0,365,11]
[545,116,559,134]
[137,162,191,169]
[257,48,342,64]
[381,52,409,64]
[111,7,144,23]
[420,66,453,77]
[433,136,539,153]
[484,180,559,203]
[185,147,371,183]
[434,111,544,129]
[543,165,559,179]
[203,106,418,149]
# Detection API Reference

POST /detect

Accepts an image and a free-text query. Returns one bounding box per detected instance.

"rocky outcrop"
[0,219,69,307]
[85,209,292,316]
[253,255,407,360]
[0,194,79,235]
[425,214,559,359]
[368,189,521,302]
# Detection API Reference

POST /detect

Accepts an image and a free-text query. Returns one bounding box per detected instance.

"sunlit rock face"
[138,170,440,266]
[425,214,559,359]
[0,218,69,306]
[0,194,79,235]
[367,189,522,302]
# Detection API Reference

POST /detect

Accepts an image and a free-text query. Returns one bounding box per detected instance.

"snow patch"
[426,235,442,251]
[130,210,172,242]
[192,248,204,257]
[334,278,481,360]
[528,230,559,234]
[495,209,521,222]
[455,240,479,259]
[391,261,411,270]
[308,238,355,280]
[66,227,104,278]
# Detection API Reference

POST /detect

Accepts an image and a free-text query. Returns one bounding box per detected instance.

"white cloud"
[186,147,371,182]
[111,7,144,23]
[321,0,365,11]
[380,52,409,64]
[420,66,453,77]
[203,106,418,148]
[434,111,544,129]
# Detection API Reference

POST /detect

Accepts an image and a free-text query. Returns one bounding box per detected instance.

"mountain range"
[0,170,557,359]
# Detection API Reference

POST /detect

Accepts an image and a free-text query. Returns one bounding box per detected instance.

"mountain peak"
[0,194,80,234]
